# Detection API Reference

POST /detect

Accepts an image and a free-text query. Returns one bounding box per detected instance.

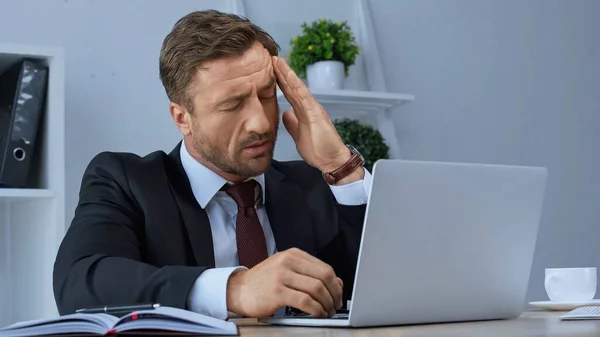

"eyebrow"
[217,92,250,107]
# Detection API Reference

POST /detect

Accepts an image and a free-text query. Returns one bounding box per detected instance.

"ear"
[170,102,192,136]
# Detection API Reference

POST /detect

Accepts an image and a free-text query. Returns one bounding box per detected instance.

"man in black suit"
[53,9,372,320]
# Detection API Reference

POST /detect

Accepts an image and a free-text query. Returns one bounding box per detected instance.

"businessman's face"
[171,42,279,181]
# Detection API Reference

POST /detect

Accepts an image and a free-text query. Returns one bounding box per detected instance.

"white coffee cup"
[545,267,597,302]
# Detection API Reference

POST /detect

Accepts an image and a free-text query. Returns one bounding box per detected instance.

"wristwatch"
[322,145,365,185]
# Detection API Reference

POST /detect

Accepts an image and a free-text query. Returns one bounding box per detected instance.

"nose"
[243,96,271,136]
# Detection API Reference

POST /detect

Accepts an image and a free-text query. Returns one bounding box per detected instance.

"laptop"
[259,159,548,327]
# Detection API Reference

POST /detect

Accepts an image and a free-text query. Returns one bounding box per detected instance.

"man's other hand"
[225,248,344,318]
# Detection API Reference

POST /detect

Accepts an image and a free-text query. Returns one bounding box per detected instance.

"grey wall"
[0,0,598,303]
[370,0,600,302]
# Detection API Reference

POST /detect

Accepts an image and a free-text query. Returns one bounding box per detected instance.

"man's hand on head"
[272,56,364,182]
[225,248,343,318]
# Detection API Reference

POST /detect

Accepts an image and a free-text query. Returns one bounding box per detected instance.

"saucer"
[529,299,600,311]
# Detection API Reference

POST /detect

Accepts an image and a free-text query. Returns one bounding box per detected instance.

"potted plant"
[288,18,360,90]
[333,118,390,172]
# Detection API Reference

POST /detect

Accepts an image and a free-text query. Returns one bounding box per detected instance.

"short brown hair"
[159,10,280,112]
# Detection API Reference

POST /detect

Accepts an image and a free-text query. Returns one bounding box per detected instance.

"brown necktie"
[224,180,268,268]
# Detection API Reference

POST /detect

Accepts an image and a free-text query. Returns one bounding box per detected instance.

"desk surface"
[233,311,600,336]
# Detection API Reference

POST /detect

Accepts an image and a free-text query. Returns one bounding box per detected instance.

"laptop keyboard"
[284,308,349,319]
[286,313,349,319]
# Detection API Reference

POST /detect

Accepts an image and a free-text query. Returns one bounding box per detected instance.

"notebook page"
[115,307,237,333]
[1,322,107,337]
[116,319,237,335]
[0,313,118,336]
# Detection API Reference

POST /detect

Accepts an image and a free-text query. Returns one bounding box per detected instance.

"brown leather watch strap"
[322,148,364,185]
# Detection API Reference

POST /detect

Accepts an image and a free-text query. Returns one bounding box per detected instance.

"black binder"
[0,59,48,188]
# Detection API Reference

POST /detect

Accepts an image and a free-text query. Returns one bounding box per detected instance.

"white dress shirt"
[179,141,372,319]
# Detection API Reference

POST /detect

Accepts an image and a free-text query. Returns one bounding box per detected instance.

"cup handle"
[545,274,558,300]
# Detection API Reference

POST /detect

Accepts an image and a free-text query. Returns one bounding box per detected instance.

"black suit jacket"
[53,142,366,315]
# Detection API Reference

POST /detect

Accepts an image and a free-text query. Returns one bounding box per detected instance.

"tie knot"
[224,180,257,208]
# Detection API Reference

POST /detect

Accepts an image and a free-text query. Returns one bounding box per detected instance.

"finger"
[272,56,291,95]
[292,249,343,304]
[283,288,328,318]
[272,57,297,110]
[272,57,323,124]
[337,278,344,308]
[272,57,303,124]
[285,249,343,313]
[283,270,336,316]
[281,109,299,142]
[276,57,326,121]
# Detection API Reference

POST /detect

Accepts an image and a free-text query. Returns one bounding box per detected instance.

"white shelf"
[0,188,54,200]
[277,88,414,113]
[0,43,65,327]
[0,43,63,72]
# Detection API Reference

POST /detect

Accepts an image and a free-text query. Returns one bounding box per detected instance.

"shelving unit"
[0,43,65,327]
[230,0,415,159]
[277,88,414,114]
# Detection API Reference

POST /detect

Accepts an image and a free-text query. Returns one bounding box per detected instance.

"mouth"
[243,140,272,154]
[245,140,268,148]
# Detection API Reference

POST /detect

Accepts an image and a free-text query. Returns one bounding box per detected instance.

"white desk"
[233,310,599,336]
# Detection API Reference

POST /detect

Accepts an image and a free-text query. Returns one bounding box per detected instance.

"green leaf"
[288,18,360,79]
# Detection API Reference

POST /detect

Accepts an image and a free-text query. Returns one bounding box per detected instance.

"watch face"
[347,144,365,164]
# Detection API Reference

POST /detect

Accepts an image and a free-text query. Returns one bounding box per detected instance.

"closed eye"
[222,102,242,111]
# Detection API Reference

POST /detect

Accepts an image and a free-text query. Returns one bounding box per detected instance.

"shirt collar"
[179,140,266,208]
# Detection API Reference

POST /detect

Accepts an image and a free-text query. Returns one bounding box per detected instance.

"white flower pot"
[306,60,345,90]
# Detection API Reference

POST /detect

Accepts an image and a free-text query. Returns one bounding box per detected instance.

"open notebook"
[0,306,238,336]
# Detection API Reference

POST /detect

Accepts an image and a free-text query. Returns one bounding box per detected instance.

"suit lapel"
[165,143,216,267]
[265,164,316,255]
